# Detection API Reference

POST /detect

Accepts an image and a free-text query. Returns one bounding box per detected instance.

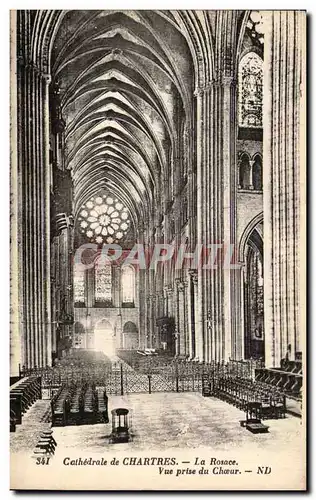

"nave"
[10,10,305,470]
[11,10,305,375]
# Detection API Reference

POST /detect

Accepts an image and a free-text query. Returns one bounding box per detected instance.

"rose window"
[78,195,131,244]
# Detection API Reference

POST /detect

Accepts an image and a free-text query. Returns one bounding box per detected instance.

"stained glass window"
[95,263,112,304]
[246,11,264,46]
[238,52,263,128]
[74,265,85,304]
[122,266,135,303]
[78,194,131,244]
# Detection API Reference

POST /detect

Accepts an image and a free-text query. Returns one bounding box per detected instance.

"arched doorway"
[243,221,264,360]
[73,321,85,349]
[123,322,138,350]
[94,319,115,357]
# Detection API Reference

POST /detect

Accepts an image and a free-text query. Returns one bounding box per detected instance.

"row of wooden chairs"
[203,375,286,419]
[51,383,107,426]
[51,386,71,426]
[255,368,302,397]
[96,387,109,423]
[280,359,302,374]
[118,350,230,376]
[56,349,111,365]
[41,365,113,386]
[10,376,41,430]
[33,430,57,456]
[118,350,263,380]
[68,385,86,425]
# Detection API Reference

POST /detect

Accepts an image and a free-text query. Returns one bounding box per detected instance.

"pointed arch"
[252,153,263,191]
[239,152,251,189]
[238,212,263,263]
[121,265,136,304]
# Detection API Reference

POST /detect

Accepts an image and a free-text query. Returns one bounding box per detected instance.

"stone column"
[86,264,94,309]
[232,263,245,360]
[167,286,174,320]
[158,292,164,318]
[176,280,186,356]
[42,72,52,367]
[150,295,156,348]
[263,11,306,366]
[183,280,189,357]
[195,87,206,361]
[174,280,179,356]
[189,270,198,359]
[163,286,169,316]
[186,272,193,359]
[146,295,151,348]
[222,75,237,364]
[155,293,162,347]
[195,74,237,362]
[137,226,146,349]
[138,268,146,349]
[16,53,53,369]
[116,266,123,348]
[10,11,21,376]
[248,160,255,190]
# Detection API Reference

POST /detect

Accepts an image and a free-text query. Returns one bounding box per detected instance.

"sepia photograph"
[10,9,306,491]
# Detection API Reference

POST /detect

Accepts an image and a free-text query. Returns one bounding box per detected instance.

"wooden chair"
[272,394,286,419]
[260,394,272,419]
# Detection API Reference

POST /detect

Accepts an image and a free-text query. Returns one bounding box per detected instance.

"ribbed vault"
[50,10,195,242]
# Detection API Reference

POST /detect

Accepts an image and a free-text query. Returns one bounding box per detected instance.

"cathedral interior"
[10,10,305,459]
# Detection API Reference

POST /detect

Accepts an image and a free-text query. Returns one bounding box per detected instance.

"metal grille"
[150,374,175,392]
[177,375,202,392]
[124,372,149,393]
[22,359,256,397]
[105,369,122,395]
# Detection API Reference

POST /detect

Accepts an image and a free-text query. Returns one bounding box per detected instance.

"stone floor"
[52,392,303,454]
[10,400,52,453]
[10,392,303,456]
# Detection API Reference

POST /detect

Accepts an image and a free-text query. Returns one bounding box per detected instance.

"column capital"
[193,83,212,96]
[42,73,51,84]
[55,213,74,234]
[194,87,204,97]
[188,269,198,283]
[239,261,246,270]
[175,279,185,292]
[220,75,236,87]
[194,76,236,97]
[237,151,245,165]
[21,59,51,84]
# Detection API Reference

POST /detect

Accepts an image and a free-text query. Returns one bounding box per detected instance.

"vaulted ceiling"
[51,10,194,234]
